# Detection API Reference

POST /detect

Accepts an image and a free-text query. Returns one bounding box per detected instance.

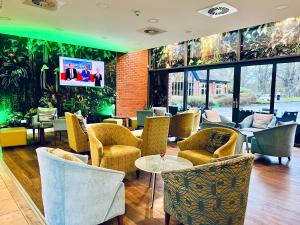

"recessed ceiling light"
[0,16,11,21]
[148,18,159,23]
[96,2,109,9]
[276,5,288,10]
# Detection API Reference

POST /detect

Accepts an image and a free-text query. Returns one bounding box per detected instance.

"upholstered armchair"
[137,110,155,127]
[177,127,238,165]
[139,116,170,156]
[87,123,142,174]
[65,112,89,153]
[32,107,57,138]
[36,147,125,225]
[162,154,254,225]
[201,122,247,154]
[169,112,194,139]
[239,114,276,132]
[251,123,297,164]
[202,111,235,128]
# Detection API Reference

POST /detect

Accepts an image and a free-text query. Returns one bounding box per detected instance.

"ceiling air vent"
[198,3,238,18]
[137,27,166,36]
[23,0,65,11]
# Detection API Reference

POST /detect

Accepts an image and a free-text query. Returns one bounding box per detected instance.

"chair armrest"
[87,128,104,166]
[118,129,143,148]
[213,133,237,158]
[177,130,207,150]
[239,115,253,129]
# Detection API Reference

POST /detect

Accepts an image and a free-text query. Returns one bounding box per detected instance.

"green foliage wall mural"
[0,33,118,125]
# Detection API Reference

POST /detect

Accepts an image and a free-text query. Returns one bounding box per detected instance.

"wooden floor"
[2,131,300,225]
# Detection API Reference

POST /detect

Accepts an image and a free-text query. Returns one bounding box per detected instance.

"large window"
[209,68,234,120]
[187,70,207,109]
[275,62,300,122]
[240,65,273,113]
[168,72,184,110]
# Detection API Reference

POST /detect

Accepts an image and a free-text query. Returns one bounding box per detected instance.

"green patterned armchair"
[162,154,254,225]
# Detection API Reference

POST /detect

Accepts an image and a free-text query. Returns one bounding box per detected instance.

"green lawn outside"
[256,97,300,104]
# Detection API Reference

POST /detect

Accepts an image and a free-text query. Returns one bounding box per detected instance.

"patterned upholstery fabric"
[169,112,194,138]
[162,154,254,225]
[178,128,238,165]
[65,112,89,153]
[140,116,170,156]
[87,123,142,173]
[207,130,231,153]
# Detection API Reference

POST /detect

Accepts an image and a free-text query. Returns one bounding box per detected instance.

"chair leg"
[33,128,35,140]
[165,212,170,225]
[278,157,282,165]
[54,131,57,146]
[117,215,124,225]
[288,157,291,161]
[136,169,140,179]
[59,131,62,141]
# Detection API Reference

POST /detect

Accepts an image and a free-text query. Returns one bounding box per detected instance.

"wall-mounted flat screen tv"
[59,56,104,87]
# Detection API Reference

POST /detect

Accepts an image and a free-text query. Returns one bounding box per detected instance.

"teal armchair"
[251,123,297,164]
[32,107,57,138]
[137,110,155,127]
[162,154,254,225]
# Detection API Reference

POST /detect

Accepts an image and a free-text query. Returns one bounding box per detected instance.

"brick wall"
[116,50,149,117]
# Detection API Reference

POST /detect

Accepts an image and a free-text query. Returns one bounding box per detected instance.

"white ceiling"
[1,0,300,52]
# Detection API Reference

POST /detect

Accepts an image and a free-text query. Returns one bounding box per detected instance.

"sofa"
[202,110,235,128]
[162,154,254,225]
[36,147,125,225]
[251,123,297,164]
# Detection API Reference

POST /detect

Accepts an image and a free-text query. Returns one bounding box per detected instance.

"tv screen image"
[59,56,105,87]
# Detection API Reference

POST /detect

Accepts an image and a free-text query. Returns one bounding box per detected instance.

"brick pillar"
[116,50,149,117]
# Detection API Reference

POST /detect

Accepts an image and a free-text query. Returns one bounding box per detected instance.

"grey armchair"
[239,114,276,132]
[251,123,297,164]
[202,113,235,128]
[200,122,247,154]
[36,147,125,225]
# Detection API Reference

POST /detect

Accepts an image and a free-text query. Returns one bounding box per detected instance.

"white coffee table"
[135,155,193,208]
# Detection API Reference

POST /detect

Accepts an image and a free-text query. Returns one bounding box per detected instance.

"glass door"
[208,67,235,122]
[240,65,273,119]
[168,72,185,111]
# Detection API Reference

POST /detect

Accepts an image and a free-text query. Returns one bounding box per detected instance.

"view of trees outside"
[275,62,300,122]
[168,72,184,111]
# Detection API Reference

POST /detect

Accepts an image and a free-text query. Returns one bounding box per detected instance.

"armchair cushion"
[252,113,274,129]
[39,114,55,122]
[178,149,213,165]
[48,148,84,164]
[76,114,87,133]
[207,130,231,153]
[204,110,221,122]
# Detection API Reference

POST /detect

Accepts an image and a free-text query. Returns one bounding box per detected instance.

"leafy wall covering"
[150,16,300,69]
[0,33,118,126]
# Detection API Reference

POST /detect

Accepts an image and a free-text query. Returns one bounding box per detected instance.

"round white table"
[135,155,193,208]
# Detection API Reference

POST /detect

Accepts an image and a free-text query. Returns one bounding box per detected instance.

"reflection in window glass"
[187,70,207,110]
[168,72,184,111]
[275,62,300,122]
[240,65,272,113]
[209,68,234,120]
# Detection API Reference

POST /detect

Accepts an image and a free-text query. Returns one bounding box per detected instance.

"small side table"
[135,155,193,208]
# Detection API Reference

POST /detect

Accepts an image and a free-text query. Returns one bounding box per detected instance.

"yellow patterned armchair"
[162,154,254,225]
[178,127,238,165]
[87,123,142,174]
[65,112,89,153]
[140,116,170,156]
[169,112,194,139]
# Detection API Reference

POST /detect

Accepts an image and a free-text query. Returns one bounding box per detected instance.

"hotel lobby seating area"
[0,1,300,225]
